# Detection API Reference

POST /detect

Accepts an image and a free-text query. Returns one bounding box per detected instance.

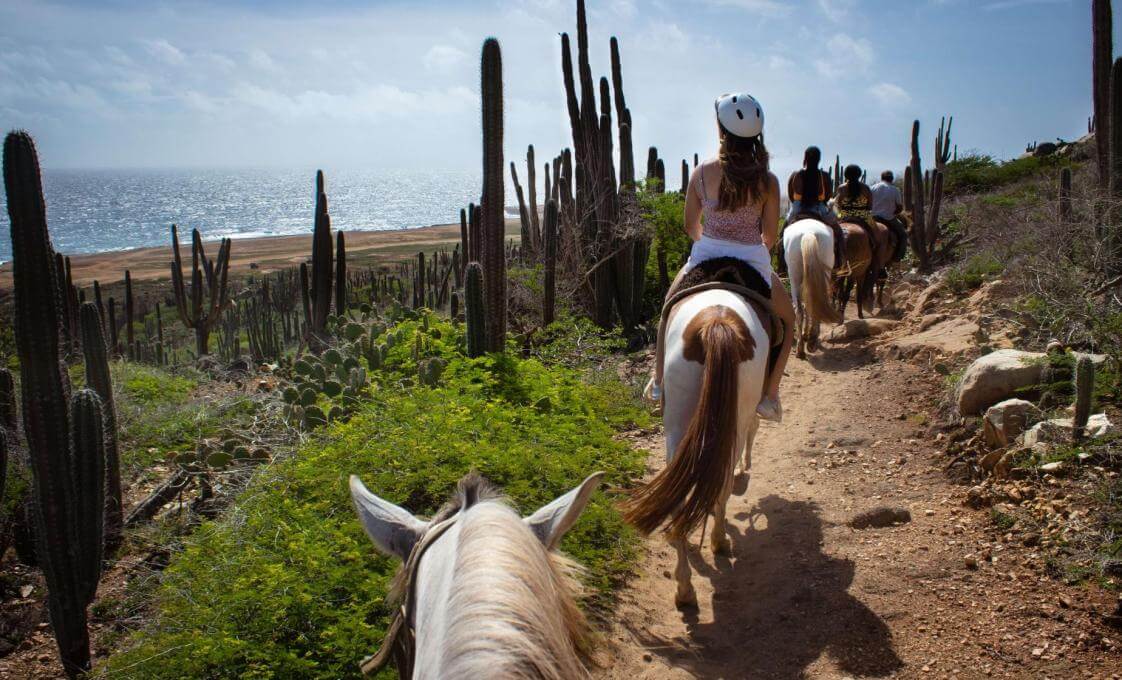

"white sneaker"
[643,377,662,403]
[757,396,783,423]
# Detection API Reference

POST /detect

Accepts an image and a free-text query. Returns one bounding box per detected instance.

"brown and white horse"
[624,289,767,608]
[782,219,843,358]
[350,472,602,678]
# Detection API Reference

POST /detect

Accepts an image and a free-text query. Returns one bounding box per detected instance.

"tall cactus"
[681,160,689,194]
[934,116,953,172]
[543,199,558,326]
[1095,0,1114,190]
[481,38,507,352]
[908,120,929,271]
[169,225,232,356]
[527,145,540,251]
[4,130,108,677]
[335,230,347,316]
[0,367,15,432]
[79,302,122,550]
[124,270,135,360]
[306,170,334,342]
[1059,167,1073,222]
[1111,58,1122,204]
[1073,356,1095,441]
[464,262,486,358]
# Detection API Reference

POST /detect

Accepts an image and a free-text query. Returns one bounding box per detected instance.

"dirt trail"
[600,344,1122,679]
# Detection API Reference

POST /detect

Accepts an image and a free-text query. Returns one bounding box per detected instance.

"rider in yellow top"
[834,164,878,238]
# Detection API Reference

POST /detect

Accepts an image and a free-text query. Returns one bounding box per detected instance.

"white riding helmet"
[715,92,764,139]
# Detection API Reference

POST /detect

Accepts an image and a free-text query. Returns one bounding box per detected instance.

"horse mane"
[394,472,593,679]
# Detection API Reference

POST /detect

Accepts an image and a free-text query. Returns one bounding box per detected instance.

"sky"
[0,0,1109,182]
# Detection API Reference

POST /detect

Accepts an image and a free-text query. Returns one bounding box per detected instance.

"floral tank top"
[695,166,764,246]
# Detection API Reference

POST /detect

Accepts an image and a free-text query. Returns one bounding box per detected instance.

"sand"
[0,219,522,290]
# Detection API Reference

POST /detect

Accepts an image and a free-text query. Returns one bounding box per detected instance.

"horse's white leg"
[795,301,807,360]
[710,469,735,556]
[670,530,696,607]
[740,415,759,475]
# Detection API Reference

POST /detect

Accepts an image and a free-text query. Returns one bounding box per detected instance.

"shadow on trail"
[629,494,903,679]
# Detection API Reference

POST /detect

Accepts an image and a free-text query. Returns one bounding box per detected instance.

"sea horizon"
[0,166,517,265]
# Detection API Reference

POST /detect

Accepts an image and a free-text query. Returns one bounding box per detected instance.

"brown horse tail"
[624,305,752,537]
[801,231,842,325]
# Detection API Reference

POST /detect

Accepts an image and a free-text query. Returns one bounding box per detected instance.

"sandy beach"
[0,219,522,290]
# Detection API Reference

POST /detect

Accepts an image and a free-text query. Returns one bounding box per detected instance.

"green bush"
[943,152,1068,196]
[945,253,1003,294]
[102,340,647,679]
[639,187,688,303]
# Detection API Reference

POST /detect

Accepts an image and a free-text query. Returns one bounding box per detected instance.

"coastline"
[0,219,522,289]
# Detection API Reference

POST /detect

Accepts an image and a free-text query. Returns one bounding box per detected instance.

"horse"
[350,471,603,679]
[835,222,877,319]
[873,216,908,308]
[783,219,843,359]
[624,289,767,608]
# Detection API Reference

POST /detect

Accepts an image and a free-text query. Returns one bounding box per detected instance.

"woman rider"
[785,146,836,224]
[646,92,795,422]
[835,163,877,235]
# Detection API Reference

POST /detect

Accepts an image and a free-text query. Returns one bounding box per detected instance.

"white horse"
[783,219,842,358]
[350,471,603,679]
[625,290,766,608]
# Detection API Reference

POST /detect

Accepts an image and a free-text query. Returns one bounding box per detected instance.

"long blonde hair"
[717,126,770,212]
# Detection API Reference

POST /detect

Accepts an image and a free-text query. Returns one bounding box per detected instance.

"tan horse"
[835,223,877,319]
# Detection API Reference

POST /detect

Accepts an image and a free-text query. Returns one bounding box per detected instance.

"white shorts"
[685,235,774,288]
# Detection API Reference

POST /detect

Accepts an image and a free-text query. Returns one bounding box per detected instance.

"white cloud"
[984,0,1066,9]
[231,83,476,121]
[637,21,690,53]
[817,0,856,22]
[816,32,873,76]
[702,0,790,15]
[248,48,278,72]
[422,45,466,74]
[142,38,185,66]
[868,82,911,107]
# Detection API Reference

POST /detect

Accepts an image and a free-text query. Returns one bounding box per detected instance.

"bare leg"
[764,273,794,401]
[670,529,696,608]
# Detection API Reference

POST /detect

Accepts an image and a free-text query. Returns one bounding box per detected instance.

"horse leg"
[710,470,735,557]
[795,301,806,360]
[738,415,759,476]
[856,271,866,320]
[670,530,696,608]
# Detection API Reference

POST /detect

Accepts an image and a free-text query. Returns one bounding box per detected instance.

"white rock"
[955,349,1046,416]
[983,399,1041,449]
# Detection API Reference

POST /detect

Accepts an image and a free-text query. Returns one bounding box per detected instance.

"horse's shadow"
[630,494,903,679]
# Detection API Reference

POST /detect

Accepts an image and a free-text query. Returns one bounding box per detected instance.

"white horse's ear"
[524,472,604,550]
[350,475,426,560]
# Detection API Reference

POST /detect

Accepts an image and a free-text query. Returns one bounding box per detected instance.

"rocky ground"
[599,278,1122,679]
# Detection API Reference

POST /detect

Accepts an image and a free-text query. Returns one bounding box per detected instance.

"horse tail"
[801,231,842,325]
[624,305,751,536]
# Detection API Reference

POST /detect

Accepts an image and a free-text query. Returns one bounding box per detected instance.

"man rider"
[871,171,908,261]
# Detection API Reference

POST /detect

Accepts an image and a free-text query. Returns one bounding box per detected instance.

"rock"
[966,485,992,508]
[983,399,1041,449]
[913,279,945,314]
[955,349,1046,416]
[964,555,979,570]
[828,318,899,342]
[919,313,946,331]
[848,506,911,529]
[887,317,979,360]
[1039,461,1066,474]
[1020,414,1114,446]
[979,449,1005,472]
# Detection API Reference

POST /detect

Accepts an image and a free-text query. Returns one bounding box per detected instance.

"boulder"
[982,399,1041,449]
[955,349,1046,415]
[1019,413,1114,446]
[828,318,899,342]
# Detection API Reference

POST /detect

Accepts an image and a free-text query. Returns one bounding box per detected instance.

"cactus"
[335,230,347,316]
[79,303,122,551]
[124,270,135,359]
[169,225,232,356]
[1111,58,1122,202]
[481,38,507,352]
[908,120,929,271]
[4,131,110,677]
[0,367,15,432]
[1095,0,1113,190]
[1073,356,1095,441]
[418,357,447,387]
[527,145,540,251]
[301,170,335,345]
[934,116,953,172]
[1059,167,1073,222]
[464,262,486,357]
[543,199,558,326]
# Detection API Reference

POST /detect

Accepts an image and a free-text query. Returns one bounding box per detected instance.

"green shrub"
[945,253,1003,294]
[943,152,1068,196]
[639,187,688,302]
[102,346,647,679]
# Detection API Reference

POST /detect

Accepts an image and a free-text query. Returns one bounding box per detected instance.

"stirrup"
[643,377,662,403]
[756,396,782,423]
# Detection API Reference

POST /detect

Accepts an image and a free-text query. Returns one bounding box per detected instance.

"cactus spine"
[481,38,507,352]
[4,130,108,677]
[169,225,232,356]
[464,262,486,357]
[1073,356,1095,441]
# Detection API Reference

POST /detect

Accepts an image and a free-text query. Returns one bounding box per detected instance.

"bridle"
[360,515,458,677]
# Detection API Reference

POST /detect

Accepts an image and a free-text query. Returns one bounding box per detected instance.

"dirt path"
[600,344,1122,679]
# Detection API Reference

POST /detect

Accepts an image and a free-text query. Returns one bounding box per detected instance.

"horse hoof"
[675,586,698,609]
[711,537,732,557]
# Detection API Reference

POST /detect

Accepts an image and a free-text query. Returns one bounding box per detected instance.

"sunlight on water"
[0,168,491,263]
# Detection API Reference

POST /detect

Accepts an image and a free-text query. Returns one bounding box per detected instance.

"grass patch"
[101,333,647,679]
[990,508,1016,532]
[945,253,1003,295]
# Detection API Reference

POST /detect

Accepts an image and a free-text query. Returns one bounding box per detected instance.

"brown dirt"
[598,342,1122,679]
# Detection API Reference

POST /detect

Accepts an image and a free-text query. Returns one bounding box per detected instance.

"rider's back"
[695,161,764,246]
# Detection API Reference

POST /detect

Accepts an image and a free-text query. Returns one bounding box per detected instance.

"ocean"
[0,168,490,264]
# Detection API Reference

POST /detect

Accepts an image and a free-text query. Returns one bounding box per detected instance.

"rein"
[360,516,458,677]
